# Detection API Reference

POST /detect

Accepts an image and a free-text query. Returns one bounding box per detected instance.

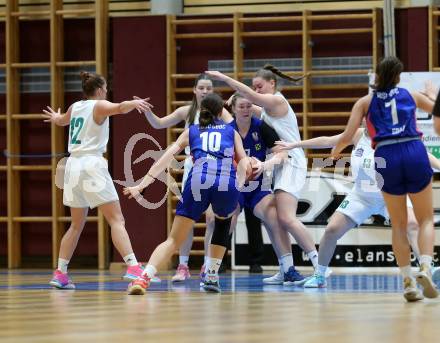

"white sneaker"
[325,268,332,278]
[416,263,439,299]
[403,277,424,302]
[263,272,284,285]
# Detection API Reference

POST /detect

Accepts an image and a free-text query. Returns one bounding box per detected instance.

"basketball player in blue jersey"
[136,74,233,282]
[332,56,438,302]
[277,127,440,288]
[228,93,306,285]
[123,93,251,294]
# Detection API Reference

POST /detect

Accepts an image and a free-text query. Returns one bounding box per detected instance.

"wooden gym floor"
[1,270,440,343]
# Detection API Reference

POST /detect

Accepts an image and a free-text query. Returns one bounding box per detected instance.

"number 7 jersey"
[68,100,109,155]
[366,87,422,148]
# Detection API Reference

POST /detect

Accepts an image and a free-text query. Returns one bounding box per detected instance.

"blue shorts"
[238,185,271,212]
[375,139,433,195]
[175,170,239,221]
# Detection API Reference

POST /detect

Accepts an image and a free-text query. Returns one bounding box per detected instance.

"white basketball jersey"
[68,100,109,155]
[184,110,200,156]
[350,130,381,197]
[261,92,306,168]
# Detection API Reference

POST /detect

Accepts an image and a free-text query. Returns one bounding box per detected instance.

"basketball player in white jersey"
[42,71,151,289]
[136,73,233,282]
[206,66,318,285]
[276,127,440,287]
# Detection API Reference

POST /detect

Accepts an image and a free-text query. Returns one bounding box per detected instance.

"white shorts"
[63,155,119,209]
[272,157,307,200]
[337,190,414,226]
[181,156,193,190]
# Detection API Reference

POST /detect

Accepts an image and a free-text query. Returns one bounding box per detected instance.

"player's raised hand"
[132,97,153,114]
[421,80,439,100]
[205,70,227,81]
[42,106,62,124]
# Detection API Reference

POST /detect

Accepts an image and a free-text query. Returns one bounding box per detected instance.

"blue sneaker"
[283,266,306,286]
[304,273,327,288]
[203,273,221,293]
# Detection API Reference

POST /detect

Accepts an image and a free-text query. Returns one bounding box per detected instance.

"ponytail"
[372,56,403,92]
[79,71,106,97]
[199,93,224,127]
[264,64,307,83]
[199,108,216,127]
[255,64,308,87]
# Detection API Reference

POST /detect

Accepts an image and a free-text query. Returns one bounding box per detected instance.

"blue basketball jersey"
[230,117,268,163]
[366,87,421,147]
[189,119,236,177]
[176,119,239,220]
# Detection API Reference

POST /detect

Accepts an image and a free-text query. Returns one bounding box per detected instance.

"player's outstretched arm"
[42,105,72,126]
[123,129,189,199]
[94,98,153,123]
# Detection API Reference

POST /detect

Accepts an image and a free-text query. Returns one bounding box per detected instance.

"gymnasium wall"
[18,21,52,265]
[0,19,98,267]
[111,16,168,262]
[396,7,429,71]
[0,7,431,266]
[0,21,4,262]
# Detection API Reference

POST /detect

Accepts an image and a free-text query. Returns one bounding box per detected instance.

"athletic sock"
[123,253,138,267]
[281,253,294,273]
[142,264,157,279]
[307,250,319,269]
[317,264,328,277]
[420,255,433,268]
[57,258,69,274]
[179,256,189,266]
[400,265,413,280]
[206,257,222,275]
[278,258,283,275]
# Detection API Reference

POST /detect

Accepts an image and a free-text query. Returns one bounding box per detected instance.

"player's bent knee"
[211,216,232,248]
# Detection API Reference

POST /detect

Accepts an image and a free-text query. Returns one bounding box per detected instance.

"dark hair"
[373,56,403,91]
[199,93,223,127]
[254,64,307,87]
[80,71,106,97]
[187,73,213,125]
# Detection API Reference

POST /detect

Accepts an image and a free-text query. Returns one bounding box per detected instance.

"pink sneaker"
[127,275,150,295]
[49,270,75,289]
[171,264,191,282]
[123,263,144,281]
[199,264,206,286]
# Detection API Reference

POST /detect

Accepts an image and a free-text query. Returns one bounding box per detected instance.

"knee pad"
[211,216,232,248]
